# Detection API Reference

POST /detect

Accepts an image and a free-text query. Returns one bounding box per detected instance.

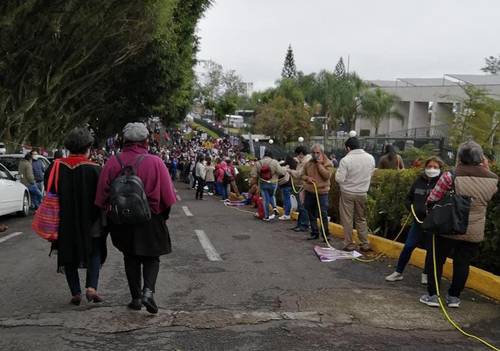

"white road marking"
[195,230,222,261]
[0,232,23,244]
[176,194,182,201]
[182,206,193,217]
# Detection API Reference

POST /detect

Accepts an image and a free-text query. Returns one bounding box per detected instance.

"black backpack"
[109,154,151,225]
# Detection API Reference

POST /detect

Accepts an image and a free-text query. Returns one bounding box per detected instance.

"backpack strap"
[115,153,125,169]
[132,154,147,173]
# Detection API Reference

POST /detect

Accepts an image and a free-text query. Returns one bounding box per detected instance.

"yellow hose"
[312,181,333,248]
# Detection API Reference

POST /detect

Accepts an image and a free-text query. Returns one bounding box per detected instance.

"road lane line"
[182,206,193,217]
[176,194,182,201]
[195,230,222,261]
[0,232,23,244]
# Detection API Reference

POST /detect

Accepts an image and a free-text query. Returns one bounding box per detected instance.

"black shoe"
[306,235,319,240]
[293,227,308,232]
[141,288,158,314]
[128,298,142,310]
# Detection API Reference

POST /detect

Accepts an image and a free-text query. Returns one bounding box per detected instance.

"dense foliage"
[0,0,211,148]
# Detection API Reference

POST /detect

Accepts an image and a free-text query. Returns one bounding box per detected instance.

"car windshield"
[0,157,20,172]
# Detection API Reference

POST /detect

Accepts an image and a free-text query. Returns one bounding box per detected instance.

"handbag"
[422,173,471,235]
[32,161,61,241]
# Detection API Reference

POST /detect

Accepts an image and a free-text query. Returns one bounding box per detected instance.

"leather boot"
[141,288,158,314]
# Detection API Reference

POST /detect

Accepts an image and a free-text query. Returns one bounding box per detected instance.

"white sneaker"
[421,273,428,285]
[268,214,276,220]
[279,215,291,220]
[385,272,403,282]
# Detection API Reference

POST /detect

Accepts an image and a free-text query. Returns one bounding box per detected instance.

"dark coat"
[405,172,440,220]
[44,156,106,271]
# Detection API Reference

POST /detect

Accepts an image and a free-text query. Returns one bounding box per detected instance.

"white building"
[355,74,500,137]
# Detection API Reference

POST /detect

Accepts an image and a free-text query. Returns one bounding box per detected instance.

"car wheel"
[17,192,30,217]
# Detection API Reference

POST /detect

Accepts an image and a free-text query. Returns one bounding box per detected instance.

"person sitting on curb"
[301,144,334,241]
[385,156,445,284]
[0,224,7,233]
[335,137,375,252]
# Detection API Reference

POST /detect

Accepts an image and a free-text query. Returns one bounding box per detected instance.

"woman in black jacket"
[385,156,444,284]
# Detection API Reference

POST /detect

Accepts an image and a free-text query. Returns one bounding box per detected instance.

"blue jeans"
[304,191,329,237]
[296,192,309,229]
[260,182,277,218]
[64,238,102,296]
[28,184,42,209]
[216,182,228,200]
[396,222,429,274]
[281,186,292,216]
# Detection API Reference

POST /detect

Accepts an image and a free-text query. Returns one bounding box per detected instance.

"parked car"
[0,162,30,217]
[0,154,50,177]
[0,142,6,155]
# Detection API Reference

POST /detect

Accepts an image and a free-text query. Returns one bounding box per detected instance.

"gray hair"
[457,140,484,166]
[123,122,149,142]
[311,143,324,152]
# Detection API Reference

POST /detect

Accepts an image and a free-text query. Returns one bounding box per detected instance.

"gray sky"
[196,0,500,91]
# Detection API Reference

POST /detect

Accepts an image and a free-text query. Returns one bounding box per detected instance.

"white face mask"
[425,168,440,178]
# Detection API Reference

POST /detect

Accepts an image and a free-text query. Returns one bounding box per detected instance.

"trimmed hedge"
[236,165,500,275]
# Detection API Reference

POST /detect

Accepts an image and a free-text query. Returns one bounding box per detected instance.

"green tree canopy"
[360,88,401,135]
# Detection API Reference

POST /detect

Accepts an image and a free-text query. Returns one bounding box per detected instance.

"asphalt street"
[0,183,499,351]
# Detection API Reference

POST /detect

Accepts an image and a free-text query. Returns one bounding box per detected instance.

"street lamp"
[298,136,304,143]
[268,139,274,144]
[310,116,328,149]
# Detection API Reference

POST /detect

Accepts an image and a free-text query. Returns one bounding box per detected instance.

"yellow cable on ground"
[431,235,499,351]
[353,212,412,263]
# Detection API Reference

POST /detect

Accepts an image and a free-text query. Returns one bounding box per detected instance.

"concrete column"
[430,102,453,136]
[408,101,430,130]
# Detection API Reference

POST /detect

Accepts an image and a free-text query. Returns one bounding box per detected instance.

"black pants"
[426,235,479,298]
[124,254,160,299]
[196,177,205,199]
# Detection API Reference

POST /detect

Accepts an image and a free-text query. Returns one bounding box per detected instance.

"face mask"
[425,168,440,178]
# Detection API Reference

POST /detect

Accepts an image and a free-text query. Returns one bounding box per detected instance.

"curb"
[284,208,500,301]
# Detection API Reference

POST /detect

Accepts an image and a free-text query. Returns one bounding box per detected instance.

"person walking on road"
[287,146,311,232]
[420,141,498,308]
[96,122,176,314]
[18,152,42,210]
[335,137,375,251]
[251,150,286,221]
[44,127,106,306]
[385,156,444,284]
[301,144,334,240]
[205,159,216,195]
[195,156,206,200]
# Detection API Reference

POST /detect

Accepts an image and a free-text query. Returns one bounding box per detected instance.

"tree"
[360,88,401,135]
[281,44,297,79]
[0,0,211,148]
[448,85,500,152]
[481,55,500,74]
[254,96,312,145]
[334,57,346,78]
[195,60,246,120]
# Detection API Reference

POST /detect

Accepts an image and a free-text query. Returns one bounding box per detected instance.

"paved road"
[0,183,499,351]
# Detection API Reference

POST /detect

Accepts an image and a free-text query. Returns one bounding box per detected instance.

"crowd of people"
[6,119,497,313]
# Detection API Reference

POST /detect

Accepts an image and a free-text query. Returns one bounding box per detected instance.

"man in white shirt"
[335,137,375,251]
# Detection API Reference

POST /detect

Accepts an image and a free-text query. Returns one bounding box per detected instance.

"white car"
[0,162,30,217]
[0,142,6,155]
[0,154,51,177]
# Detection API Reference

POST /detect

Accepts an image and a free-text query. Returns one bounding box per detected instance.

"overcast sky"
[196,0,500,91]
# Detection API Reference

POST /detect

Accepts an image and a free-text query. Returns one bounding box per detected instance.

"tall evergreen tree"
[481,55,500,74]
[334,57,346,78]
[281,44,297,79]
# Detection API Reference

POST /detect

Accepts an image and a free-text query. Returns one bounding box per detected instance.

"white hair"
[311,143,324,152]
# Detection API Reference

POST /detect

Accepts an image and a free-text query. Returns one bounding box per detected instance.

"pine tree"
[281,44,297,79]
[334,57,346,78]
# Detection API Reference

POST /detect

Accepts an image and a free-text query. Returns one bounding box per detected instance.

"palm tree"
[360,88,402,135]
